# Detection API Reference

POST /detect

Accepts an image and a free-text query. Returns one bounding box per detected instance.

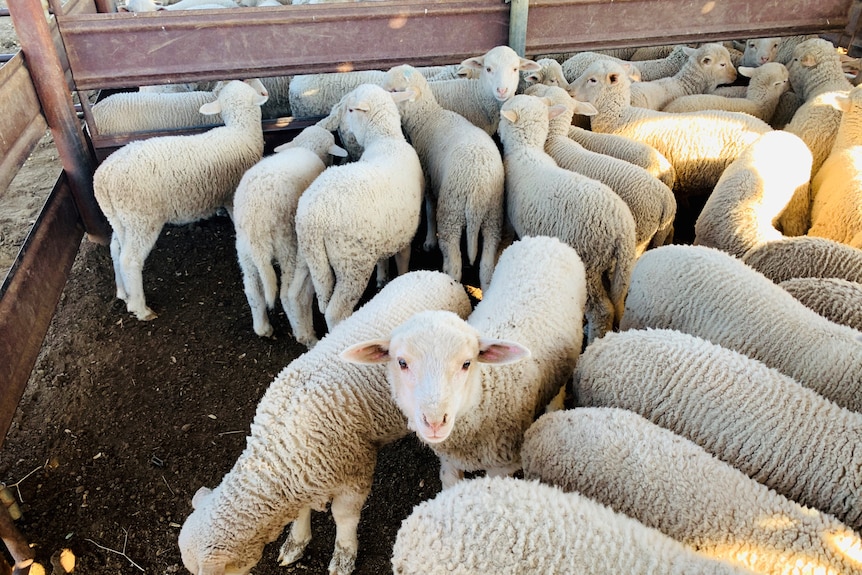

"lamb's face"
[743,37,781,67]
[462,45,541,102]
[567,60,627,108]
[697,44,737,86]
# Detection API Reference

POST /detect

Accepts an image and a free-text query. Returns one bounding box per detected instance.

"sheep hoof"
[277,534,310,566]
[327,543,356,575]
[132,307,158,321]
[254,324,274,338]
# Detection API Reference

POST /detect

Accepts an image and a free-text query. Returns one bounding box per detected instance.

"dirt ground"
[0,12,446,575]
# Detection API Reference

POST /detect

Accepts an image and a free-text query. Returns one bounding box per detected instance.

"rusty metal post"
[6,0,111,245]
[509,0,528,57]
[0,507,32,575]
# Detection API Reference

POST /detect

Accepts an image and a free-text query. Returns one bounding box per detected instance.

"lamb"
[528,84,676,254]
[566,126,677,189]
[391,476,754,575]
[808,85,862,248]
[561,51,645,85]
[233,125,348,338]
[779,277,862,331]
[497,94,637,341]
[741,236,862,284]
[90,79,268,135]
[286,84,423,347]
[381,65,504,290]
[177,270,472,575]
[288,70,387,118]
[662,62,790,123]
[626,45,694,81]
[627,43,738,110]
[93,80,267,321]
[740,34,819,67]
[780,38,853,234]
[427,45,541,135]
[341,236,588,488]
[571,328,862,531]
[693,129,813,257]
[620,244,862,412]
[523,57,571,89]
[568,59,772,197]
[522,406,862,575]
[121,0,236,11]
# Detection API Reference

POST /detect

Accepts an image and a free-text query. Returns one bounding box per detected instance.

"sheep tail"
[298,227,335,313]
[465,215,480,266]
[609,242,634,328]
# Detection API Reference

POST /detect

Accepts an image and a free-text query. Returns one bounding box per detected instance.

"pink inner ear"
[479,342,524,363]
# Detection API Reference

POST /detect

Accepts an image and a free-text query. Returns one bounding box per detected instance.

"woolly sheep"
[427,45,542,135]
[177,270,472,575]
[693,130,813,257]
[780,277,862,331]
[93,80,267,321]
[572,328,862,531]
[381,65,504,290]
[561,51,644,85]
[626,45,693,81]
[662,62,790,123]
[287,84,423,347]
[522,57,571,89]
[808,85,862,248]
[569,59,772,196]
[740,34,819,67]
[498,94,637,341]
[233,125,348,338]
[522,406,862,575]
[628,43,737,110]
[741,235,862,284]
[620,244,862,412]
[566,126,677,189]
[391,476,753,575]
[341,236,587,488]
[528,84,676,254]
[121,0,236,11]
[90,79,268,135]
[780,38,852,234]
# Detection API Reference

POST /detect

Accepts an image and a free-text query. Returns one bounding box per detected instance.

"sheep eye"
[486,66,492,73]
[347,108,354,113]
[748,41,755,48]
[398,358,408,370]
[461,360,471,370]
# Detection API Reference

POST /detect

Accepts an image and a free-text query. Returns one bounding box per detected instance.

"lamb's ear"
[191,487,213,509]
[460,55,485,71]
[390,87,418,104]
[500,108,518,123]
[273,141,293,152]
[350,99,372,113]
[547,103,569,119]
[738,66,755,78]
[340,340,392,364]
[572,100,597,116]
[199,100,222,115]
[799,53,817,68]
[621,63,641,82]
[822,91,851,112]
[524,71,543,85]
[477,338,531,365]
[681,46,697,57]
[329,144,349,158]
[519,57,542,73]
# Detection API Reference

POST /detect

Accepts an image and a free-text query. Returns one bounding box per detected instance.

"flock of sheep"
[87,15,862,575]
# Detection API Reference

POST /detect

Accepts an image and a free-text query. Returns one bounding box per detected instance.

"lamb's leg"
[119,224,161,321]
[237,245,273,338]
[109,231,127,302]
[278,506,312,566]
[285,259,319,348]
[437,229,463,284]
[393,244,411,277]
[423,194,438,251]
[439,456,464,489]
[327,491,366,575]
[375,258,389,289]
[325,264,371,329]
[478,223,501,292]
[584,274,614,345]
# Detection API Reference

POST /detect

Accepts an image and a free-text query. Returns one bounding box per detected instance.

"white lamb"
[620,244,862,412]
[560,51,644,85]
[233,125,348,338]
[288,70,387,118]
[808,85,862,248]
[566,126,677,189]
[693,130,813,257]
[571,328,862,531]
[568,59,772,197]
[780,277,862,332]
[391,476,754,575]
[381,65,504,290]
[287,84,423,347]
[522,406,862,575]
[427,45,542,135]
[627,43,738,110]
[528,84,676,254]
[341,236,588,488]
[93,80,267,321]
[121,0,236,11]
[90,79,268,135]
[740,34,819,67]
[498,94,637,342]
[177,270,472,575]
[662,62,790,123]
[741,236,862,284]
[523,57,571,89]
[780,38,852,234]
